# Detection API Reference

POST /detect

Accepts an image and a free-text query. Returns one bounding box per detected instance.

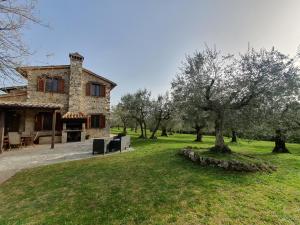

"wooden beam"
[0,111,4,153]
[51,110,57,149]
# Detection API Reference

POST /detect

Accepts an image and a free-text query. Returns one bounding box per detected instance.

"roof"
[15,65,117,88]
[62,112,87,119]
[0,101,62,109]
[0,85,27,91]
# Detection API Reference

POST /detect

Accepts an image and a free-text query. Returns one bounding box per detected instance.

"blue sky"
[13,0,300,104]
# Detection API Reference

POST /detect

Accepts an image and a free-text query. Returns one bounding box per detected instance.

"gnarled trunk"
[231,130,237,143]
[273,129,289,153]
[195,125,203,142]
[123,126,127,134]
[211,111,231,153]
[143,121,148,138]
[150,118,161,139]
[138,120,145,139]
[134,122,137,133]
[161,127,168,136]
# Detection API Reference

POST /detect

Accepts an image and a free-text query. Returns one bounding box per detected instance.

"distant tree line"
[111,46,300,154]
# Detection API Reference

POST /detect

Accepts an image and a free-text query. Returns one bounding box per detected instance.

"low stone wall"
[178,149,277,173]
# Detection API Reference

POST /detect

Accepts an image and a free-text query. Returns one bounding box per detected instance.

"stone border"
[178,149,277,172]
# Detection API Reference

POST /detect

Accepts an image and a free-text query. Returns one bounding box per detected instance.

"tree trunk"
[138,120,145,138]
[161,127,168,136]
[211,111,231,153]
[123,125,127,135]
[273,129,289,153]
[231,130,237,143]
[143,121,147,138]
[150,119,161,139]
[168,128,173,135]
[134,122,137,133]
[195,126,202,142]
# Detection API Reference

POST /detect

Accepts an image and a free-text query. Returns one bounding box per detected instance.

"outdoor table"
[21,135,33,146]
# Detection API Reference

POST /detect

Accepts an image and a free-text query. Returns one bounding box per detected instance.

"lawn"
[0,130,300,225]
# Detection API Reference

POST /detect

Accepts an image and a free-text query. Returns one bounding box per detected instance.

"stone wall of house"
[69,54,83,112]
[26,68,70,115]
[82,71,112,137]
[24,109,35,133]
[0,91,27,102]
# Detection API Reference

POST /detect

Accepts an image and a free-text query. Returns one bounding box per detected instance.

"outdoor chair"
[108,135,130,152]
[8,132,22,150]
[33,131,40,144]
[21,132,34,146]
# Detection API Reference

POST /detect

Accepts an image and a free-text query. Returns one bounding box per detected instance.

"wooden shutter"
[86,116,91,129]
[58,79,65,93]
[35,113,42,131]
[100,85,106,97]
[55,112,62,131]
[99,114,106,128]
[37,77,45,92]
[86,82,91,96]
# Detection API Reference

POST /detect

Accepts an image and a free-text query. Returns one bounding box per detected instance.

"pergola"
[0,101,62,153]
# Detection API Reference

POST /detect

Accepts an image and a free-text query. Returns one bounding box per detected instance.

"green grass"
[0,129,300,225]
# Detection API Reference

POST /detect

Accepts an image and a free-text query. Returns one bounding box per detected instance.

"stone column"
[62,122,67,143]
[68,52,84,113]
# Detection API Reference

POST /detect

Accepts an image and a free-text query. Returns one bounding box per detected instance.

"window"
[45,78,59,92]
[35,112,62,131]
[91,115,100,128]
[86,82,105,97]
[91,83,101,96]
[42,113,53,130]
[89,114,106,129]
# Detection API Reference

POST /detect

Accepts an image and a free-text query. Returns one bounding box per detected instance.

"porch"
[0,101,62,153]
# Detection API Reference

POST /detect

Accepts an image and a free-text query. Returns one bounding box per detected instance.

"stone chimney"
[68,52,84,112]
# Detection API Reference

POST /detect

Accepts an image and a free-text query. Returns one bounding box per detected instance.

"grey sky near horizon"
[5,0,300,105]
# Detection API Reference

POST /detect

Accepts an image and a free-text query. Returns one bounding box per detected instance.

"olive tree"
[172,46,300,153]
[149,92,173,139]
[0,0,43,83]
[120,89,151,139]
[111,103,131,134]
[172,95,210,142]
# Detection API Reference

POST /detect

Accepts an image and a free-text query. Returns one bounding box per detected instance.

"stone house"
[0,53,116,145]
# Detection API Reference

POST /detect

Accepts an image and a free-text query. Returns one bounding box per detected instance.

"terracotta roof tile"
[62,112,87,119]
[0,101,62,109]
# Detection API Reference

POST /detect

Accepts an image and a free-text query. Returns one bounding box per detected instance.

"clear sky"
[14,0,300,104]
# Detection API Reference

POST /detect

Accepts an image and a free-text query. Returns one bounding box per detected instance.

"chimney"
[68,52,84,112]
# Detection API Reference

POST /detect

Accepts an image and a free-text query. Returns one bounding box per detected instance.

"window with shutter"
[45,77,63,93]
[86,116,91,129]
[100,114,106,128]
[100,85,106,97]
[55,113,62,131]
[86,82,91,96]
[58,79,65,93]
[91,115,100,128]
[37,77,45,92]
[35,112,62,131]
[35,114,43,131]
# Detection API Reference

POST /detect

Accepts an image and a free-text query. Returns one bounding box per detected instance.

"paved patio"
[0,140,128,184]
